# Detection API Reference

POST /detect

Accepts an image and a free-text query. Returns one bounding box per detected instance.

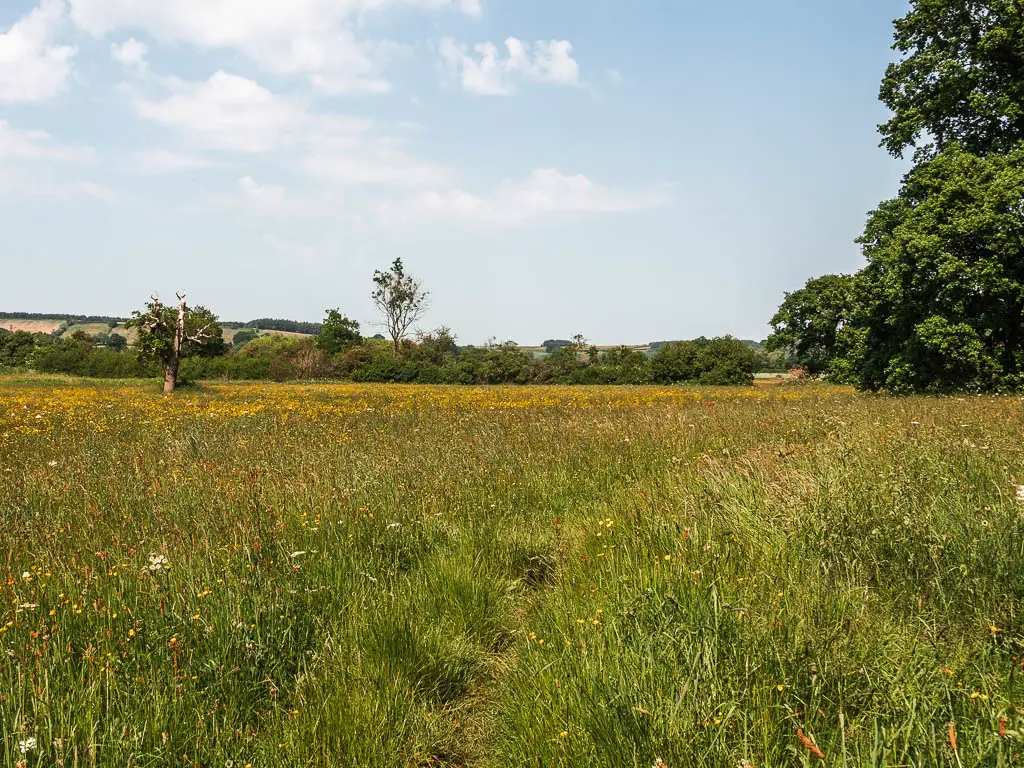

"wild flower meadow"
[1,376,1022,767]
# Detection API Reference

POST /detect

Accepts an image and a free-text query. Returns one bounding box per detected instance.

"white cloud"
[0,0,76,102]
[135,71,301,152]
[70,0,480,93]
[110,37,147,70]
[0,120,93,162]
[440,36,580,95]
[380,168,670,227]
[135,149,216,173]
[134,70,445,190]
[238,175,284,209]
[299,141,449,188]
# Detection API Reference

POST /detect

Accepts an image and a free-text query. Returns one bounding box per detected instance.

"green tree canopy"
[848,145,1024,392]
[766,274,857,375]
[127,295,224,392]
[316,310,362,354]
[651,337,758,386]
[879,0,1024,159]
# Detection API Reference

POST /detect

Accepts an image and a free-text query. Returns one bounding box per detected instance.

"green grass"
[1,380,1022,767]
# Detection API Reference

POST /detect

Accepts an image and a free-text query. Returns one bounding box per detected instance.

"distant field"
[223,328,314,343]
[1,378,1021,767]
[1,318,62,334]
[1,318,311,346]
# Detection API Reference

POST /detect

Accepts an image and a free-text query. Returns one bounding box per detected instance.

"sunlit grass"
[1,378,1022,766]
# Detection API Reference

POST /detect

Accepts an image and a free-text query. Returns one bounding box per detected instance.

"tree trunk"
[163,362,178,394]
[163,293,187,394]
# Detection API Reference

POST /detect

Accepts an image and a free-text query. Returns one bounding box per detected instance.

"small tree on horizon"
[316,309,362,354]
[371,259,429,356]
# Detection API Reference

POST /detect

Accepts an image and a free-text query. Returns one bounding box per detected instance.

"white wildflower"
[18,737,37,753]
[20,572,31,581]
[387,523,402,529]
[147,553,169,571]
[17,603,39,612]
[47,460,58,467]
[289,551,307,559]
[1016,485,1024,503]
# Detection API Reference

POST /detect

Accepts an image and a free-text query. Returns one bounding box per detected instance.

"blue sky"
[0,0,908,344]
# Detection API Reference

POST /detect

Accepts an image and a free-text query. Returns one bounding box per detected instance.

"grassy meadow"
[1,377,1023,767]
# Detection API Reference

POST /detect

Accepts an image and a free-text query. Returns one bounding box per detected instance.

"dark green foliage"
[316,310,362,354]
[32,336,157,377]
[879,0,1024,159]
[847,146,1024,392]
[231,328,259,349]
[7,329,768,386]
[244,318,322,334]
[128,302,226,364]
[651,337,758,385]
[771,1,1024,392]
[0,330,41,368]
[541,339,573,353]
[766,274,857,375]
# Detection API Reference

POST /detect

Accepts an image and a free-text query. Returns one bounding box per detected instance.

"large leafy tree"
[766,274,857,375]
[850,146,1024,391]
[774,1,1024,392]
[127,293,224,393]
[879,0,1024,159]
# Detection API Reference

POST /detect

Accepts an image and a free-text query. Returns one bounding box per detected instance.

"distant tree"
[766,274,857,375]
[127,293,224,393]
[316,309,362,354]
[415,326,458,365]
[372,258,429,356]
[244,319,322,335]
[232,328,259,349]
[107,332,128,352]
[651,337,757,385]
[372,333,386,341]
[542,339,573,354]
[650,340,702,383]
[0,330,37,368]
[108,319,119,329]
[478,341,532,384]
[592,346,652,384]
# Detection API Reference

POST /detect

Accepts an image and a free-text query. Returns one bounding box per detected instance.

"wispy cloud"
[439,37,580,95]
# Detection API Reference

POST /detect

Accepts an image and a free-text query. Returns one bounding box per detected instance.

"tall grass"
[0,379,1022,766]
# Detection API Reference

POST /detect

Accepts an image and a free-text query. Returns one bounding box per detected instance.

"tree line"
[2,262,790,390]
[768,0,1024,393]
[0,318,771,391]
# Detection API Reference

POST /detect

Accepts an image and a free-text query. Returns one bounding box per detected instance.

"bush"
[651,337,757,386]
